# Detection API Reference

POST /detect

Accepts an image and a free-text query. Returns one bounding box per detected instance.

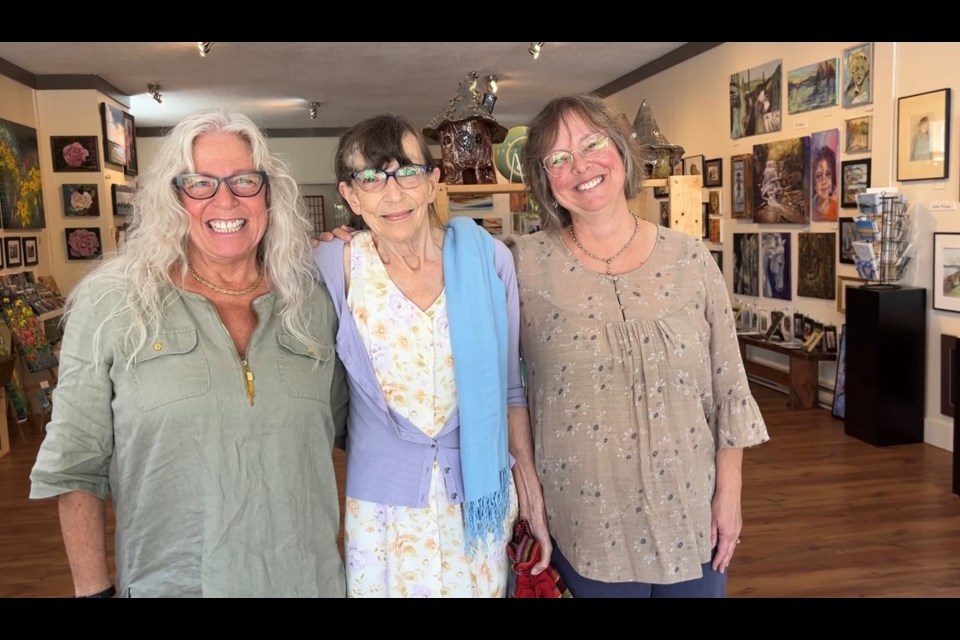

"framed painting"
[940,334,957,417]
[65,227,103,260]
[0,117,45,230]
[730,59,783,139]
[897,88,950,181]
[836,275,866,312]
[838,218,857,264]
[752,136,810,224]
[61,184,100,217]
[797,232,836,300]
[842,43,873,108]
[761,232,791,300]
[708,189,721,216]
[840,158,871,208]
[787,58,838,114]
[933,232,960,312]
[112,184,135,216]
[50,135,101,173]
[702,203,709,239]
[730,154,753,219]
[659,201,670,227]
[4,236,22,268]
[683,155,704,178]
[653,184,669,198]
[845,115,871,154]
[123,112,139,176]
[733,232,759,296]
[710,250,723,272]
[810,129,840,222]
[704,158,722,187]
[100,102,127,167]
[832,324,848,419]
[21,237,38,266]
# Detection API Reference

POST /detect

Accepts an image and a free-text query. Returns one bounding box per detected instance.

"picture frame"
[708,189,721,216]
[836,275,866,313]
[653,184,669,198]
[61,184,100,217]
[933,232,960,312]
[64,227,103,261]
[840,158,871,208]
[112,184,135,216]
[100,103,127,167]
[710,250,723,272]
[787,58,838,114]
[659,201,670,227]
[682,154,704,178]
[842,42,873,108]
[21,237,38,267]
[839,218,857,264]
[50,135,101,173]
[844,115,871,154]
[702,203,709,239]
[4,236,22,268]
[940,334,957,418]
[823,324,838,353]
[704,158,723,187]
[730,154,753,219]
[896,88,950,181]
[123,112,139,176]
[832,324,848,419]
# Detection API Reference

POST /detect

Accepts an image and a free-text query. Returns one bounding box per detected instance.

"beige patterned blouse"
[505,225,769,585]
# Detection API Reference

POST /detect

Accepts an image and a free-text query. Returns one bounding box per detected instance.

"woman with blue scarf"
[314,115,550,597]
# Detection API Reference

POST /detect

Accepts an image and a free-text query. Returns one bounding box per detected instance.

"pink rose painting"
[51,136,101,172]
[61,184,100,217]
[65,227,102,260]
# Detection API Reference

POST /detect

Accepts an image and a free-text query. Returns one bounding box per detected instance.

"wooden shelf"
[435,182,528,226]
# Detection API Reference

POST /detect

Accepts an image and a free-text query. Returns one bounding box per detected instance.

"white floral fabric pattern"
[344,232,516,597]
[506,226,769,585]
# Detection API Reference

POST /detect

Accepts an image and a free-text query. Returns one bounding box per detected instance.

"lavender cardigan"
[313,235,527,508]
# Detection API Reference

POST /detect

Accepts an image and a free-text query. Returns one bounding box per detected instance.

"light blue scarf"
[443,217,510,552]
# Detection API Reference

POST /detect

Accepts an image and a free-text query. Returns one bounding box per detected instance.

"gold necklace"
[569,214,639,275]
[188,264,265,296]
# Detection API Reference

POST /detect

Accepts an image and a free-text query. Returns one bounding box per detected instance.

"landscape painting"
[787,58,838,114]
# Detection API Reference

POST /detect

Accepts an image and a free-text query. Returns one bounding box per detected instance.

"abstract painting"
[730,59,782,139]
[797,232,836,299]
[0,117,45,230]
[787,58,838,114]
[752,136,810,224]
[733,232,759,296]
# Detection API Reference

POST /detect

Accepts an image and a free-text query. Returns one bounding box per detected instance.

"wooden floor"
[1,383,958,598]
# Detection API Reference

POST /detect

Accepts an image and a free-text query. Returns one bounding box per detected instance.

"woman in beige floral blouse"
[505,94,770,597]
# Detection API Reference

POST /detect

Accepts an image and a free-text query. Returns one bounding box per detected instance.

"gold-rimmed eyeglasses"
[542,133,611,177]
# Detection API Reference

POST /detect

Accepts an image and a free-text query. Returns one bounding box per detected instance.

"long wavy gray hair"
[66,109,323,366]
[522,94,646,231]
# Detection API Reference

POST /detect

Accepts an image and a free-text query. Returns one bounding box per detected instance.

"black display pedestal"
[844,285,926,446]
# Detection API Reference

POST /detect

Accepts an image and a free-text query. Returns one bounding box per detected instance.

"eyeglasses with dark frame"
[542,134,611,178]
[349,164,432,193]
[173,171,269,200]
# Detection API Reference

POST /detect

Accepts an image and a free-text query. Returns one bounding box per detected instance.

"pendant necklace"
[568,213,639,275]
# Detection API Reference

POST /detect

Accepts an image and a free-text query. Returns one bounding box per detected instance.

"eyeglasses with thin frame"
[173,171,269,200]
[349,164,432,193]
[542,133,611,177]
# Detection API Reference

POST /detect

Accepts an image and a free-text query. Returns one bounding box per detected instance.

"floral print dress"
[343,232,516,598]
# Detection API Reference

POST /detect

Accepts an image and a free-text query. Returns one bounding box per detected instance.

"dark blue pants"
[551,541,727,598]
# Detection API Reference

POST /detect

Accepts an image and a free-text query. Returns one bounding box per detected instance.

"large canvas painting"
[810,129,839,222]
[797,232,836,299]
[733,232,759,296]
[787,58,838,114]
[730,59,782,140]
[762,232,792,300]
[842,43,873,108]
[752,137,810,224]
[0,117,45,230]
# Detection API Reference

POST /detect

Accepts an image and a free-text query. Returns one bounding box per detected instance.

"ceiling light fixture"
[309,101,322,120]
[528,42,544,60]
[197,42,214,57]
[486,75,498,94]
[147,83,163,105]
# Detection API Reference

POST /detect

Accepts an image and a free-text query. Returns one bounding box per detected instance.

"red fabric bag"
[507,518,573,598]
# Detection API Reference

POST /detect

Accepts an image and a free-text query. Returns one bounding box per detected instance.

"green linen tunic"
[30,280,348,597]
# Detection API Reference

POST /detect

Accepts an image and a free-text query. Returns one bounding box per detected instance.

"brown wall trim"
[594,42,725,97]
[34,74,130,108]
[0,56,35,88]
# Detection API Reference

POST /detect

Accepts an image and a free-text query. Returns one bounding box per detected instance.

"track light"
[309,101,322,120]
[147,83,163,105]
[486,75,498,94]
[197,42,214,57]
[528,42,544,60]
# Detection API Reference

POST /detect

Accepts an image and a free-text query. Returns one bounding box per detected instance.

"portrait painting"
[704,158,722,187]
[761,232,792,301]
[733,232,759,296]
[845,115,871,154]
[810,129,840,222]
[730,59,783,139]
[842,43,873,108]
[50,135,101,173]
[797,232,836,300]
[787,58,838,114]
[0,117,46,230]
[752,136,810,224]
[730,154,753,219]
[897,88,950,181]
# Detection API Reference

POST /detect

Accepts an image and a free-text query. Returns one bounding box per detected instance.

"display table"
[737,334,836,410]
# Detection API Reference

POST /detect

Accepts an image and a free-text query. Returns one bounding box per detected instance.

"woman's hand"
[310,225,355,247]
[711,448,743,574]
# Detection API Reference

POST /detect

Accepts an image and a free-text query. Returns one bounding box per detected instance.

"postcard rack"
[851,191,911,287]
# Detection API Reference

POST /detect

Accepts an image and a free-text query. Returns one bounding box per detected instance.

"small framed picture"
[4,236,22,268]
[702,203,709,239]
[823,325,838,353]
[65,227,103,261]
[710,250,723,272]
[21,237,38,266]
[933,232,960,313]
[844,115,871,154]
[836,275,867,313]
[62,184,100,217]
[896,88,951,182]
[730,154,753,219]
[100,102,127,167]
[653,184,669,198]
[123,111,139,176]
[659,201,670,227]
[842,42,873,108]
[840,158,871,208]
[112,184,135,216]
[703,158,723,187]
[682,154,704,178]
[839,218,857,265]
[50,135,101,173]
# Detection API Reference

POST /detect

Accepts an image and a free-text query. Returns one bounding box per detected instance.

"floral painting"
[61,184,100,217]
[0,117,45,230]
[0,296,59,373]
[65,227,102,260]
[50,135,101,173]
